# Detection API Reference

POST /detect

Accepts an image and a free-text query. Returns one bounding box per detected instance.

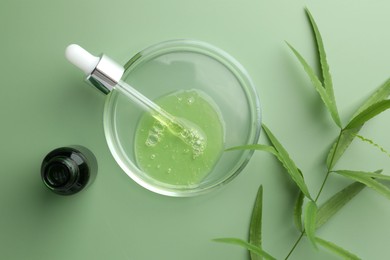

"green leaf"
[305,8,339,126]
[293,191,305,231]
[335,170,390,200]
[326,128,361,169]
[286,42,342,128]
[326,78,390,169]
[335,170,390,181]
[213,238,276,260]
[350,78,390,119]
[249,185,263,260]
[316,182,365,229]
[354,134,390,158]
[345,100,390,129]
[226,144,286,170]
[304,201,318,249]
[315,237,361,259]
[262,124,313,200]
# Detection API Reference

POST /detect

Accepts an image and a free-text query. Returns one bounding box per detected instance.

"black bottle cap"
[41,146,97,195]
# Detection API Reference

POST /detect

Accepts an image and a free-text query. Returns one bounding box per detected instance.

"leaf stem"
[315,130,343,201]
[315,171,331,202]
[284,231,305,260]
[285,130,343,259]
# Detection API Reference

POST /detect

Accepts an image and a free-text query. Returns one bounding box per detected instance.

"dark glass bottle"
[41,146,97,195]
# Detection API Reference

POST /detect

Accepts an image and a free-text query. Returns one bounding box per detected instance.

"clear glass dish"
[103,39,261,196]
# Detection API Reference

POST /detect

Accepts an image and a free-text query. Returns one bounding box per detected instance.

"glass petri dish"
[104,39,261,196]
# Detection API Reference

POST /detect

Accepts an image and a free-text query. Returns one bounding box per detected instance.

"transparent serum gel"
[134,89,225,186]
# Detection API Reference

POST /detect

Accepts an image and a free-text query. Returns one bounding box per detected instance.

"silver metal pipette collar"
[86,54,125,94]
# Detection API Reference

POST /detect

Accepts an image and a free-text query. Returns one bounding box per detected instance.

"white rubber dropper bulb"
[65,44,100,75]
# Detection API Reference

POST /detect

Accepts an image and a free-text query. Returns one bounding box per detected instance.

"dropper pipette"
[65,44,205,157]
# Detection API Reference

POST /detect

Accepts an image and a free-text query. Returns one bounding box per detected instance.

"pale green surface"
[1,0,390,259]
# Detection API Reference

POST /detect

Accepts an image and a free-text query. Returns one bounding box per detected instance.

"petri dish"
[103,39,261,196]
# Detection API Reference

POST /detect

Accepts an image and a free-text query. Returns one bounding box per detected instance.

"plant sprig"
[214,7,390,259]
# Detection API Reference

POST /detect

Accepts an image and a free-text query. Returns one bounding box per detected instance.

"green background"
[1,0,389,259]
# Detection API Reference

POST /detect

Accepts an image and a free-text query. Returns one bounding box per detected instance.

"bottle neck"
[43,156,79,190]
[86,54,124,95]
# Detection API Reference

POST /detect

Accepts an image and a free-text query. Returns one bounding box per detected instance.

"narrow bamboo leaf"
[262,124,313,200]
[226,144,287,171]
[304,201,318,249]
[213,238,276,260]
[326,128,361,169]
[327,78,390,169]
[286,42,342,128]
[335,170,390,200]
[305,8,338,124]
[293,190,305,231]
[350,78,390,119]
[315,237,361,260]
[335,170,390,181]
[305,8,330,89]
[249,185,263,260]
[345,100,390,129]
[354,134,390,158]
[316,182,365,229]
